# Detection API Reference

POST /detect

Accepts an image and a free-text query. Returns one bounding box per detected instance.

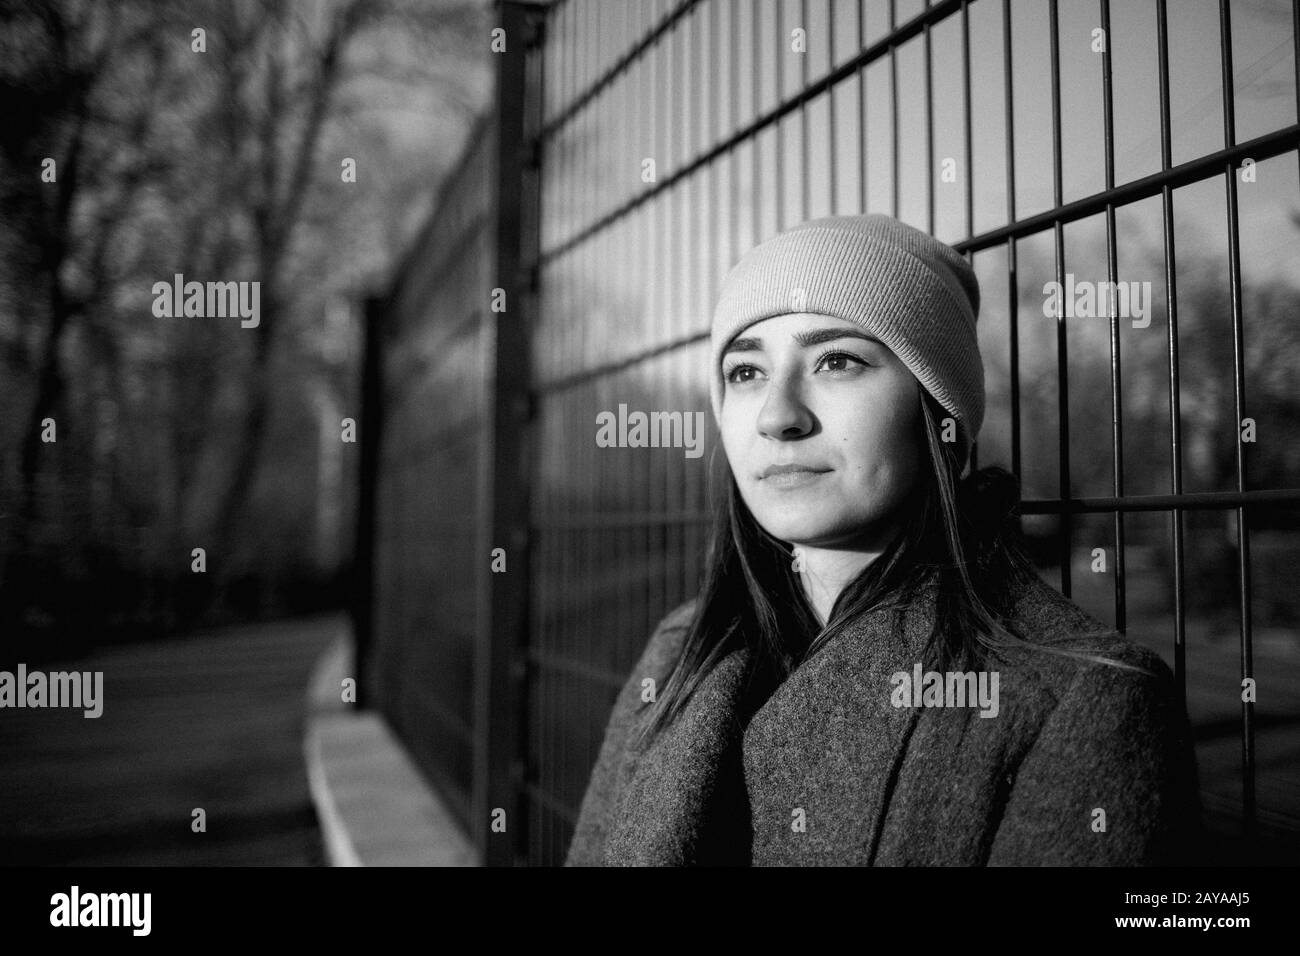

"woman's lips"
[759,464,832,487]
[760,463,831,477]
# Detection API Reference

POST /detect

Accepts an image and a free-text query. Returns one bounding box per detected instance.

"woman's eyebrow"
[723,328,882,354]
[794,328,882,348]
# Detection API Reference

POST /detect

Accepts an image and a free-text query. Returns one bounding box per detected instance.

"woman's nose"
[755,372,813,438]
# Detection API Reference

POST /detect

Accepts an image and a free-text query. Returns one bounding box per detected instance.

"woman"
[564,213,1203,867]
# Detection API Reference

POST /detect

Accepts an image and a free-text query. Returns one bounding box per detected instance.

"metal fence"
[371,0,1300,866]
[370,105,494,832]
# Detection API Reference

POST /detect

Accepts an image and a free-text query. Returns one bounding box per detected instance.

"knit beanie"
[709,213,984,471]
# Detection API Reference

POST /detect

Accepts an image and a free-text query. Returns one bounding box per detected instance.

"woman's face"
[718,312,924,550]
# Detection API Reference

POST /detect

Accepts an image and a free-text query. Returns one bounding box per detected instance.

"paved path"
[0,615,342,865]
[3,601,1292,865]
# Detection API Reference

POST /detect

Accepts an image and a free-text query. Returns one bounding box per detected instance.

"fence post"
[474,0,543,866]
[351,294,384,710]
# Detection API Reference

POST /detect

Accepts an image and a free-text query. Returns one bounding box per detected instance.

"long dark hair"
[633,384,1143,750]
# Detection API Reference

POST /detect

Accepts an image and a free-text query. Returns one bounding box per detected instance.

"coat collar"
[603,566,944,865]
[741,568,942,864]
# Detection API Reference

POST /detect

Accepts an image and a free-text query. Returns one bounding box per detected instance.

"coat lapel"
[743,571,940,865]
[601,568,943,866]
[603,642,756,865]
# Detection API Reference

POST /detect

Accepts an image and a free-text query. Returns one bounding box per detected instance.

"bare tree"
[0,0,492,636]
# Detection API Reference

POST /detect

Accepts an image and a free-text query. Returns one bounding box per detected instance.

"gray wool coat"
[563,566,1204,866]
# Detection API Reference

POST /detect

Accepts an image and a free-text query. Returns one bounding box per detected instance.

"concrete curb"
[304,719,363,867]
[303,632,479,866]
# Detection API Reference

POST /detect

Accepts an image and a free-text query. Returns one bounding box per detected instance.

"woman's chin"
[755,511,902,552]
[754,516,847,547]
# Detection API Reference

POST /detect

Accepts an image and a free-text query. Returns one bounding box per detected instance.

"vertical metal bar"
[578,19,590,855]
[1048,0,1072,597]
[681,10,690,176]
[961,0,972,240]
[590,300,598,748]
[1100,0,1126,636]
[642,197,654,637]
[732,0,741,261]
[555,544,563,866]
[650,198,663,633]
[754,0,763,234]
[538,12,551,866]
[653,21,664,207]
[551,402,559,863]
[828,0,838,211]
[676,187,686,600]
[776,0,786,232]
[684,32,693,333]
[353,296,385,710]
[890,0,900,218]
[802,0,810,221]
[1218,0,1255,839]
[587,82,597,253]
[1220,0,1237,147]
[712,7,722,274]
[583,379,593,857]
[676,175,686,590]
[545,398,554,865]
[650,197,660,658]
[924,16,934,235]
[708,0,722,606]
[613,29,625,217]
[858,0,867,213]
[591,0,599,107]
[567,0,576,117]
[554,0,563,120]
[613,234,624,671]
[706,0,714,161]
[479,0,537,866]
[1003,0,1020,482]
[524,31,542,861]
[584,0,593,101]
[702,167,716,607]
[564,9,575,248]
[723,0,732,145]
[535,389,544,864]
[649,26,660,338]
[538,21,553,859]
[958,0,975,466]
[1155,0,1187,728]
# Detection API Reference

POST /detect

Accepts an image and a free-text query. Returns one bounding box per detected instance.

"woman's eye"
[816,350,868,373]
[724,364,760,384]
[725,352,867,384]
